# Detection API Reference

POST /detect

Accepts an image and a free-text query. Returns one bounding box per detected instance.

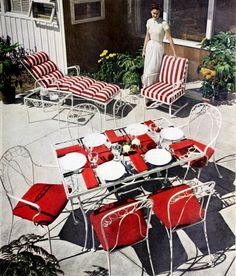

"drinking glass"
[149,123,160,146]
[88,151,98,168]
[111,143,122,161]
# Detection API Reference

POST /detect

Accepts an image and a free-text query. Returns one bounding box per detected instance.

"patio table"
[53,118,205,250]
[24,87,73,127]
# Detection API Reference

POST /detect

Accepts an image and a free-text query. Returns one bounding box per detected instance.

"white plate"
[161,127,184,141]
[125,123,148,136]
[83,133,107,147]
[59,152,87,171]
[97,161,126,181]
[145,148,172,166]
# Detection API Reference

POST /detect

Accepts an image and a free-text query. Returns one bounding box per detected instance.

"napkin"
[169,139,195,152]
[105,129,127,143]
[129,153,148,172]
[82,167,99,189]
[56,144,87,157]
[136,134,156,154]
[93,145,113,165]
[144,120,161,132]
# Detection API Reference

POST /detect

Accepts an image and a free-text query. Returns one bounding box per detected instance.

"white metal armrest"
[7,193,41,212]
[7,192,42,224]
[67,65,80,76]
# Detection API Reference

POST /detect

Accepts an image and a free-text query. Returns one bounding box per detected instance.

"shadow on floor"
[59,160,235,275]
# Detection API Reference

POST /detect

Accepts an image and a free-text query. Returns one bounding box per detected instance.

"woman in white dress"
[142,3,176,87]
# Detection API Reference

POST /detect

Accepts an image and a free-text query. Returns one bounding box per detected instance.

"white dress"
[142,18,170,87]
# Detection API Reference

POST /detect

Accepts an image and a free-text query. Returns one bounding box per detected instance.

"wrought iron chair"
[23,51,120,117]
[90,198,155,276]
[0,145,68,253]
[149,181,216,275]
[141,55,189,117]
[169,103,222,180]
[113,94,143,128]
[66,103,102,139]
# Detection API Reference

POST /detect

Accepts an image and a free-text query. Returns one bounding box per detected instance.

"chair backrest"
[0,146,34,210]
[23,51,64,88]
[187,103,222,150]
[159,55,188,88]
[167,181,215,231]
[100,199,153,253]
[113,95,142,128]
[66,103,102,139]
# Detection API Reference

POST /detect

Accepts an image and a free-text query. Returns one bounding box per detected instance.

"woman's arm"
[142,30,150,57]
[165,30,176,57]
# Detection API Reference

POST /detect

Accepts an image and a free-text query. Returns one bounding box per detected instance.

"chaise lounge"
[23,51,120,117]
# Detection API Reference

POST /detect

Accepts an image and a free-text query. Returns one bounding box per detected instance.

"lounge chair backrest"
[23,52,64,88]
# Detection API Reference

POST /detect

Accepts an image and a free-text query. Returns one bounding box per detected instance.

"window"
[168,0,209,42]
[70,0,105,24]
[28,0,56,23]
[128,0,235,47]
[6,0,30,14]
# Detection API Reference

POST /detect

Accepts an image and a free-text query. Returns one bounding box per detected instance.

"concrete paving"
[0,86,235,275]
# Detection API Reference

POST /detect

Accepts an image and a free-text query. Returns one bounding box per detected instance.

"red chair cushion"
[170,139,214,168]
[90,199,147,251]
[13,183,68,226]
[149,184,205,229]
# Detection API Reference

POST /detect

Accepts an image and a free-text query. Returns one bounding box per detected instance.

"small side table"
[24,88,73,127]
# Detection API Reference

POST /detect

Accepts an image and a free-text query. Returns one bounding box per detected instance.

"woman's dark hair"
[151,3,160,11]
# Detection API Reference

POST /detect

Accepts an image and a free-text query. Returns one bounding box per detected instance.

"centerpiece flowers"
[122,137,141,156]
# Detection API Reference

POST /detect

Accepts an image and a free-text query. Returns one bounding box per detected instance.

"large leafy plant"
[0,36,26,91]
[0,234,64,276]
[90,49,144,94]
[198,31,236,98]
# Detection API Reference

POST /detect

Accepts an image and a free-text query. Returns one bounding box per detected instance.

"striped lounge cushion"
[24,52,49,67]
[141,55,188,104]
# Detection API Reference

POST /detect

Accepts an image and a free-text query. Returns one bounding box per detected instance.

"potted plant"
[0,234,64,275]
[0,36,26,104]
[198,31,236,101]
[117,49,144,94]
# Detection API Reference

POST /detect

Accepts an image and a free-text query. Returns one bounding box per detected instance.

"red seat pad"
[13,183,68,226]
[170,139,214,168]
[149,184,205,229]
[90,199,147,251]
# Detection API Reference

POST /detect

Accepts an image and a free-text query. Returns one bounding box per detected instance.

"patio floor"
[0,85,235,275]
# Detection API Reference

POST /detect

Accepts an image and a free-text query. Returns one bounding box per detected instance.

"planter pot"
[0,86,16,104]
[214,88,228,101]
[202,97,214,104]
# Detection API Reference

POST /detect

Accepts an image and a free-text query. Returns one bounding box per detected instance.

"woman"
[142,3,176,87]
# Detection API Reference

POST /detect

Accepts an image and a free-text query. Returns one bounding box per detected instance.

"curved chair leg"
[203,220,214,267]
[165,227,174,276]
[8,214,14,244]
[47,226,53,254]
[183,162,191,181]
[212,155,223,178]
[146,239,155,276]
[106,251,112,276]
[197,167,202,180]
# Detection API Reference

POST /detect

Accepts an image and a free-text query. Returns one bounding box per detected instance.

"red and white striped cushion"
[141,82,184,104]
[31,61,59,78]
[93,84,120,102]
[69,77,95,94]
[80,81,107,98]
[41,70,64,88]
[24,52,49,67]
[159,55,188,85]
